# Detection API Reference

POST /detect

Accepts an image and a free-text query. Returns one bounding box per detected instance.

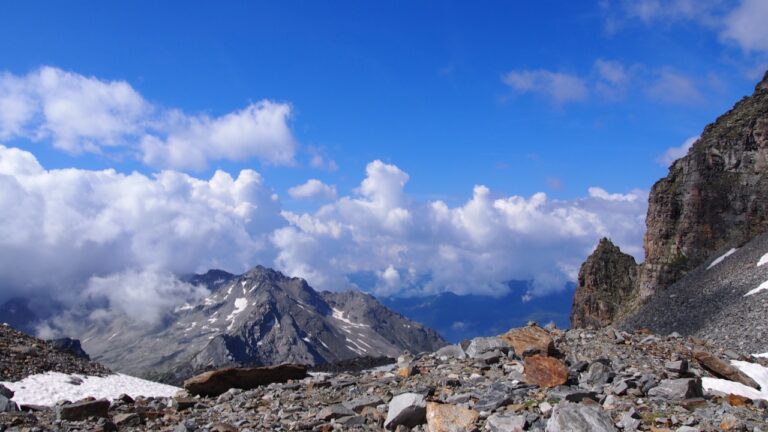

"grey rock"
[485,413,526,431]
[647,378,703,401]
[343,395,384,413]
[55,398,110,421]
[384,392,427,430]
[0,395,18,413]
[665,360,688,375]
[316,404,355,421]
[545,402,617,432]
[113,413,141,428]
[465,337,509,359]
[0,384,13,399]
[436,344,466,359]
[579,361,614,389]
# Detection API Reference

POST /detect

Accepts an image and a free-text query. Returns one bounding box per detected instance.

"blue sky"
[1,1,767,309]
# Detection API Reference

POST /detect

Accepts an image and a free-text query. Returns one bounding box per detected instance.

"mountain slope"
[621,231,768,355]
[80,266,445,383]
[572,71,768,327]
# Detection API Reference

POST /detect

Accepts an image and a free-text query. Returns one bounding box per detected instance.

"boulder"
[647,378,703,401]
[425,402,479,432]
[579,361,614,389]
[524,355,568,388]
[436,344,467,359]
[501,325,555,357]
[384,392,427,430]
[0,395,18,413]
[55,399,110,421]
[183,364,308,397]
[545,402,617,432]
[0,384,13,399]
[316,404,355,421]
[343,395,384,413]
[693,351,760,389]
[485,413,526,432]
[465,337,509,358]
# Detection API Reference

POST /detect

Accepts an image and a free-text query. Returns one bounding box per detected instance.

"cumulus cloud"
[0,67,297,169]
[273,160,647,299]
[288,179,337,200]
[0,144,282,315]
[721,0,768,53]
[1,146,647,331]
[657,135,699,166]
[502,69,588,105]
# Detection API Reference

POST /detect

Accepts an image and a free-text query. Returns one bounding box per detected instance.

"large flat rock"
[183,364,308,397]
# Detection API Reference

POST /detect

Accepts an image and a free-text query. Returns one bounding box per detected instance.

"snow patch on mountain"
[707,248,738,270]
[758,252,768,267]
[1,372,180,407]
[702,360,768,401]
[744,280,768,297]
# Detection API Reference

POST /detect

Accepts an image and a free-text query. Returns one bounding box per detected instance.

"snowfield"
[1,372,181,406]
[744,280,768,297]
[707,248,738,269]
[758,252,768,267]
[702,360,768,401]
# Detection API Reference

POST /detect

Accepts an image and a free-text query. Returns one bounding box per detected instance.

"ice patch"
[1,372,180,407]
[744,280,768,297]
[707,248,738,269]
[332,308,369,328]
[226,298,248,331]
[754,352,768,358]
[702,360,768,401]
[302,337,311,343]
[758,253,768,267]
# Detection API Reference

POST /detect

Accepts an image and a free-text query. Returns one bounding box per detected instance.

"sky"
[1,0,768,325]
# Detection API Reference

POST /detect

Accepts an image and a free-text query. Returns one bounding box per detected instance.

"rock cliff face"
[570,238,638,328]
[572,71,768,328]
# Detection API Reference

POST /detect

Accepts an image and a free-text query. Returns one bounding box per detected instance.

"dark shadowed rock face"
[573,71,768,328]
[638,72,768,299]
[570,238,638,328]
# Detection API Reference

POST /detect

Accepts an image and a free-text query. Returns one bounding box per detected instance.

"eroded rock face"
[639,73,768,298]
[570,238,638,328]
[573,71,768,328]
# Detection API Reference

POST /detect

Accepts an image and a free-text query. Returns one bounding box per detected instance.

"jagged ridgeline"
[80,266,445,384]
[572,72,768,352]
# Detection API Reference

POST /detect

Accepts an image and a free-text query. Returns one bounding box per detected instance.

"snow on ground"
[1,372,181,407]
[707,248,738,269]
[754,352,768,358]
[744,280,768,297]
[702,360,768,401]
[759,252,768,267]
[331,308,370,328]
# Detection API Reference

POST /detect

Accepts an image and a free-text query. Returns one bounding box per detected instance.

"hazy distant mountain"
[79,266,445,383]
[382,281,574,343]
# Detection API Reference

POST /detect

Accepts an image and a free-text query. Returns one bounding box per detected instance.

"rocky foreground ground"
[2,324,768,431]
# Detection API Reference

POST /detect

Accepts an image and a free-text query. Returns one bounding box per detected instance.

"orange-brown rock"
[727,394,751,407]
[425,402,479,432]
[183,364,308,397]
[501,325,554,357]
[523,355,568,388]
[693,351,760,390]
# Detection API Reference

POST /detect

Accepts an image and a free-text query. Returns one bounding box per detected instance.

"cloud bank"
[0,67,296,169]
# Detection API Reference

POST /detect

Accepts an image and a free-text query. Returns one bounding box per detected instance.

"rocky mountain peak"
[570,238,638,329]
[572,70,768,328]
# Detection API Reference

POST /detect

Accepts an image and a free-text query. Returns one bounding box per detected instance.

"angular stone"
[171,397,197,411]
[693,351,760,389]
[114,413,141,428]
[316,404,355,421]
[183,364,308,397]
[343,395,384,413]
[647,378,703,401]
[55,398,110,421]
[425,402,479,432]
[0,395,18,413]
[579,361,614,389]
[385,392,427,430]
[0,384,13,399]
[486,413,526,432]
[524,355,568,388]
[545,402,617,432]
[477,350,503,365]
[464,337,509,358]
[501,325,555,357]
[436,344,467,359]
[664,359,688,375]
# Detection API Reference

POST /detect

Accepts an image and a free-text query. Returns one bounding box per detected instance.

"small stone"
[113,413,141,428]
[385,392,427,430]
[647,378,703,401]
[665,360,688,375]
[55,398,110,421]
[172,397,197,411]
[344,395,384,413]
[0,384,14,399]
[485,413,526,432]
[719,413,742,430]
[524,355,569,388]
[539,401,553,415]
[425,402,479,432]
[545,402,617,432]
[0,395,18,412]
[316,404,356,421]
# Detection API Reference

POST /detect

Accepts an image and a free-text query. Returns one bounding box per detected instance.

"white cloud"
[0,144,282,314]
[308,146,339,171]
[288,179,337,200]
[0,67,297,169]
[502,69,589,105]
[646,69,704,104]
[721,0,768,53]
[601,0,726,32]
[272,160,647,299]
[657,135,699,166]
